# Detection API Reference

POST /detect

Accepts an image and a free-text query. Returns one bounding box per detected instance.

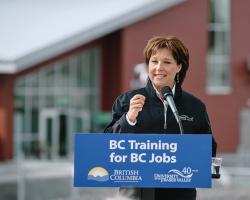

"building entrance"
[39,109,90,159]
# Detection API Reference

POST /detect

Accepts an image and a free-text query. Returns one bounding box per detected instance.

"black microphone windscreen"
[161,86,173,97]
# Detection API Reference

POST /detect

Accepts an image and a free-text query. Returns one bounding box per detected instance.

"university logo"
[87,167,109,182]
[154,167,197,183]
[167,169,193,179]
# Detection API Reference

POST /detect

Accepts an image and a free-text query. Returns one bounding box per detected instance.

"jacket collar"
[145,79,182,102]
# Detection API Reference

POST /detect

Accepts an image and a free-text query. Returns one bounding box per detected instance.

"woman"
[104,36,217,200]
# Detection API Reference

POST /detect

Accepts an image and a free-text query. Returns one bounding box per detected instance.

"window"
[14,48,100,159]
[207,0,231,94]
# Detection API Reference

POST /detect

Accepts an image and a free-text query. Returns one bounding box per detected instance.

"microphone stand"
[163,100,184,134]
[177,116,184,135]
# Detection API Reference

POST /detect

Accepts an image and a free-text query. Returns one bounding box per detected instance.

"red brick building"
[0,0,250,161]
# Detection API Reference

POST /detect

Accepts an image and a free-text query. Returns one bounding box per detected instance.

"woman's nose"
[156,62,163,70]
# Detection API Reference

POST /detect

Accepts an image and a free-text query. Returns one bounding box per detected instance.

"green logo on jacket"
[180,115,194,122]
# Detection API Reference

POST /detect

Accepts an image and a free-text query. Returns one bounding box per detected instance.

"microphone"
[161,86,184,134]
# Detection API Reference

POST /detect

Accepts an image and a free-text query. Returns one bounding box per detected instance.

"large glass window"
[14,48,100,159]
[207,0,231,94]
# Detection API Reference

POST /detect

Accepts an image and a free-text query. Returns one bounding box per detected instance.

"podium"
[74,133,214,191]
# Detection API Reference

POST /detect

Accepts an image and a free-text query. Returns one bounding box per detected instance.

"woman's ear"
[177,64,182,73]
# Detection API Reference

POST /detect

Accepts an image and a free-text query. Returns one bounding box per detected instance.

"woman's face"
[148,48,181,92]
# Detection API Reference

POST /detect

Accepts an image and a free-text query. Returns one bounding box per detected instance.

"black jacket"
[104,80,217,200]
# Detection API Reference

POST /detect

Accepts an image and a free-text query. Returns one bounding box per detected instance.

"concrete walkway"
[1,153,250,200]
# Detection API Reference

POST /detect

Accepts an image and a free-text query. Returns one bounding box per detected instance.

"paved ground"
[197,188,250,200]
[1,153,250,200]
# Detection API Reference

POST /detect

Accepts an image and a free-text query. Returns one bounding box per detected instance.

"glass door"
[39,109,90,160]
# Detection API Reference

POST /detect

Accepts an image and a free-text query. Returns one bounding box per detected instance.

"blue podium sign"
[74,133,212,188]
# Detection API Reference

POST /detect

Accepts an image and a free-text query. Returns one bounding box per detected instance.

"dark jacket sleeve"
[199,103,217,157]
[104,94,136,133]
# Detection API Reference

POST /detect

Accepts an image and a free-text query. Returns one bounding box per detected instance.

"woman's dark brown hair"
[143,36,189,85]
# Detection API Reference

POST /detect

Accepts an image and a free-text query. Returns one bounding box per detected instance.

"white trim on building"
[0,0,184,73]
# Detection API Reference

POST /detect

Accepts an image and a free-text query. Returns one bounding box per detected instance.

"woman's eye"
[164,61,171,64]
[151,60,157,63]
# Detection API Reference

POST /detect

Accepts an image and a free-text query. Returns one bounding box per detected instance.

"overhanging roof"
[0,0,184,73]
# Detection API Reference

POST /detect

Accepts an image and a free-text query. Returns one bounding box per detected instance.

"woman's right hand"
[127,94,146,123]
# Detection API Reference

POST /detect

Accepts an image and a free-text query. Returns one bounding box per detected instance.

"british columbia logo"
[87,167,142,183]
[87,167,109,182]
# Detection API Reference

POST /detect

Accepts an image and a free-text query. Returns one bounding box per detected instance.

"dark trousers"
[119,188,196,200]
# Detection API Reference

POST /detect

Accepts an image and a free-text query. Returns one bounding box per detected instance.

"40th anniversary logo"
[154,167,198,183]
